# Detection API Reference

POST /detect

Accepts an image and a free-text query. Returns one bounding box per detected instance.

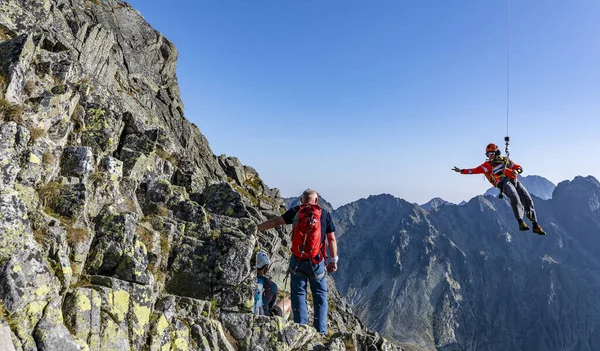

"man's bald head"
[300,189,318,205]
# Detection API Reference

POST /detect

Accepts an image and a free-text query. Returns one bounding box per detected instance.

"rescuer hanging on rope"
[452,143,546,235]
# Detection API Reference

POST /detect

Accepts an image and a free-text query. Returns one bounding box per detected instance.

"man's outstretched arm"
[257,216,286,232]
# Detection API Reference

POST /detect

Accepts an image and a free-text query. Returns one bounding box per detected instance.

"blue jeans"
[289,256,328,334]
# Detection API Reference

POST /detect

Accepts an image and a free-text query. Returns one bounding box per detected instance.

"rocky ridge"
[0,1,402,350]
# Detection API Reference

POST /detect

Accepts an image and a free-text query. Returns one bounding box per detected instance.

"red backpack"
[291,204,325,263]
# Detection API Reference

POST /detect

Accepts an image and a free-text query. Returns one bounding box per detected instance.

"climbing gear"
[254,276,265,315]
[532,224,546,235]
[291,204,325,264]
[281,268,290,318]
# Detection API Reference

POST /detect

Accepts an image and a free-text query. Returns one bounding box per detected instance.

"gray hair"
[301,189,318,204]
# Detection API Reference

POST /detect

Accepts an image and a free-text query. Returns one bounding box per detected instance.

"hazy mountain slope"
[333,176,600,351]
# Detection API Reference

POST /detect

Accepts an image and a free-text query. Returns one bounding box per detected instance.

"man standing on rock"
[257,189,338,335]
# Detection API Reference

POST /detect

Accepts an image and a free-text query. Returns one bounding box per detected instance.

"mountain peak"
[420,197,452,211]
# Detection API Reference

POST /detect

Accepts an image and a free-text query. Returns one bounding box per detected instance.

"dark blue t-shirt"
[282,205,336,238]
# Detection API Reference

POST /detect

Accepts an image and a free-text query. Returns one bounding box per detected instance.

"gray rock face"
[0,1,400,350]
[333,177,600,351]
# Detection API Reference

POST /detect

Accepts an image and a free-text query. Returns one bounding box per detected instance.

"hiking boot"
[532,224,546,235]
[518,221,530,231]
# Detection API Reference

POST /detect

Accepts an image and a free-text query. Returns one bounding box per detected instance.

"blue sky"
[128,0,600,208]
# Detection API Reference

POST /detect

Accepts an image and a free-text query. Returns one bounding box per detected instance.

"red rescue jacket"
[460,156,522,187]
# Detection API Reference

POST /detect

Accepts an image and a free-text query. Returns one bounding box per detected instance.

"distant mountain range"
[331,175,600,351]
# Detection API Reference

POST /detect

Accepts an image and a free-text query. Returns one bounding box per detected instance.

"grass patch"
[66,226,89,246]
[0,300,10,322]
[0,98,24,123]
[69,275,92,289]
[24,80,36,96]
[29,126,46,142]
[71,104,85,133]
[156,204,169,217]
[136,223,154,251]
[42,152,56,165]
[0,72,7,94]
[33,228,46,245]
[0,24,13,41]
[232,183,258,206]
[343,334,356,349]
[159,232,169,255]
[38,181,63,207]
[88,169,105,186]
[124,195,138,212]
[245,177,262,191]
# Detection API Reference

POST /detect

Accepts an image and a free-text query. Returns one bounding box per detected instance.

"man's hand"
[452,166,462,173]
[326,256,338,273]
[326,262,337,273]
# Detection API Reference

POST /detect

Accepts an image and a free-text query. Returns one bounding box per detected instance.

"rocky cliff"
[333,176,600,351]
[0,1,401,350]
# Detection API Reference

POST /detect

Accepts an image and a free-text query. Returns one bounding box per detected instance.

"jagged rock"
[165,215,255,310]
[17,149,44,186]
[100,156,123,182]
[0,321,16,351]
[86,208,150,285]
[218,155,246,185]
[0,123,21,190]
[62,288,102,350]
[0,248,60,350]
[221,312,317,351]
[55,182,87,218]
[202,182,251,218]
[60,147,94,179]
[81,106,122,156]
[33,299,80,351]
[0,34,35,104]
[148,295,234,351]
[36,222,73,293]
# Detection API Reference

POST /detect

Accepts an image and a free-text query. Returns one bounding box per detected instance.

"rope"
[282,268,290,319]
[506,0,510,139]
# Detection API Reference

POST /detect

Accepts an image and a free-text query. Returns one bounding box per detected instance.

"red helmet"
[485,143,499,153]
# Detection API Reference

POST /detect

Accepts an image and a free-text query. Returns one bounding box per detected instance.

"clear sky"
[128,0,600,208]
